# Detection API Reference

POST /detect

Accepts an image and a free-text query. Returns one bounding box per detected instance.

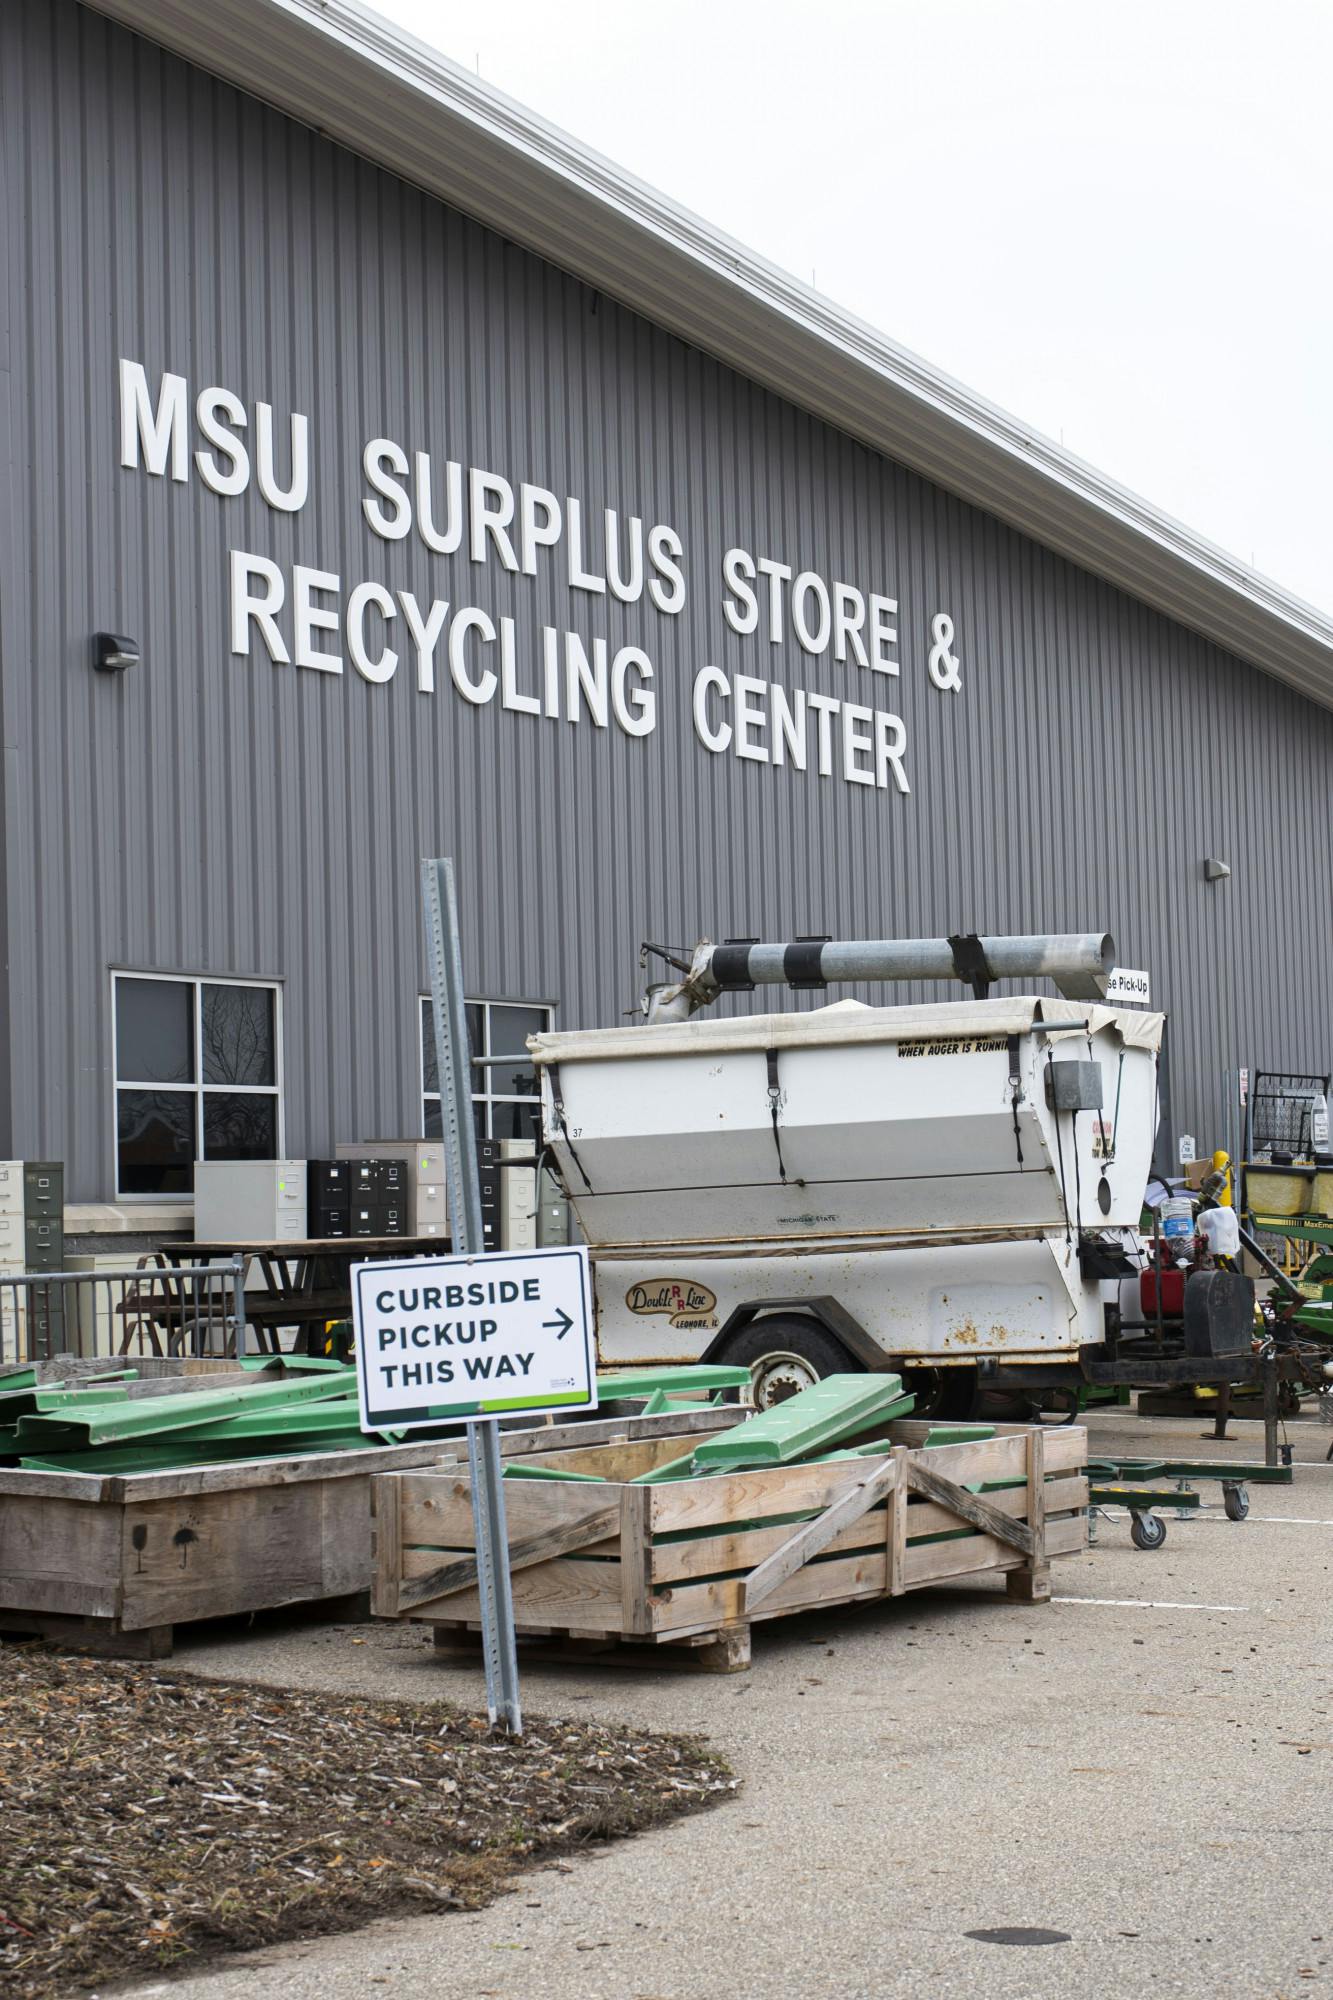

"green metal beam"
[13,1369,357,1447]
[690,1374,907,1471]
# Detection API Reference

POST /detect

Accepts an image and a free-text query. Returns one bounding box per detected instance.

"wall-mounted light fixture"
[93,632,140,675]
[1203,857,1231,882]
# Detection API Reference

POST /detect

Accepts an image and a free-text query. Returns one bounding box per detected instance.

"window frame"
[420,994,553,1144]
[111,969,285,1200]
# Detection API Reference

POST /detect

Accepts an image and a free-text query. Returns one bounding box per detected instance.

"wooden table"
[150,1237,453,1355]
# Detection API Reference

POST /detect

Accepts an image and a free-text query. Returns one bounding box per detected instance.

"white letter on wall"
[722,548,759,635]
[647,525,686,613]
[449,607,498,703]
[229,550,290,663]
[256,403,309,512]
[195,387,250,496]
[292,566,342,671]
[347,581,398,683]
[519,485,563,576]
[362,438,412,540]
[399,592,449,694]
[875,711,911,792]
[120,359,188,481]
[611,646,656,736]
[469,470,520,572]
[692,666,732,752]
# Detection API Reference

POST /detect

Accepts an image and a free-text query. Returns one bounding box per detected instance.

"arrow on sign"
[543,1307,573,1340]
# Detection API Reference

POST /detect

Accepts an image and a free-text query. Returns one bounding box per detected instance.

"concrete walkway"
[125,1415,1333,2000]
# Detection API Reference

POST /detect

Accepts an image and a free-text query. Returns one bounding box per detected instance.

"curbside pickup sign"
[352,1245,597,1434]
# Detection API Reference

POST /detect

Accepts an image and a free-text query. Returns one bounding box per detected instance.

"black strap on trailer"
[765,1046,796,1185]
[545,1061,594,1193]
[1007,1033,1025,1167]
[948,931,993,999]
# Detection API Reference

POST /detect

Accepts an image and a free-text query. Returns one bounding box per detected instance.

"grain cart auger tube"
[529,930,1169,1412]
[640,930,1116,1022]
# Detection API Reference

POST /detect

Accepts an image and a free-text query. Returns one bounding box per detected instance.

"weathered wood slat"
[742,1457,899,1612]
[370,1474,402,1618]
[396,1500,621,1611]
[647,1455,874,1535]
[421,1555,625,1631]
[901,1509,1084,1586]
[619,1487,654,1636]
[904,1462,1035,1556]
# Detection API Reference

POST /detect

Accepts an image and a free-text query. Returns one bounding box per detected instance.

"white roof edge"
[85,0,1333,706]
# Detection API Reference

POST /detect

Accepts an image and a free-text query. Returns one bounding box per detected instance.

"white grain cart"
[531,932,1164,1414]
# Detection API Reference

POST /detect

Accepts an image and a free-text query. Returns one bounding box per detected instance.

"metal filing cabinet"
[336,1159,406,1239]
[23,1162,65,1353]
[307,1159,352,1237]
[0,1161,22,1361]
[477,1139,501,1252]
[193,1160,308,1242]
[336,1141,448,1239]
[0,1162,24,1273]
[499,1139,538,1252]
[536,1162,571,1247]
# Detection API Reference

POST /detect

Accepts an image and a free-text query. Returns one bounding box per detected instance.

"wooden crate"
[373,1422,1088,1671]
[0,1401,739,1657]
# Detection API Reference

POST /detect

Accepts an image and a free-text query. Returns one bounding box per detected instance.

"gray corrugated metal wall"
[3,0,1332,1201]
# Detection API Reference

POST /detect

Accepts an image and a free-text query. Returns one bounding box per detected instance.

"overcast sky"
[376,0,1333,617]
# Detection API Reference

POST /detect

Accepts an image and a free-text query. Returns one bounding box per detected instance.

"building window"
[113,973,282,1196]
[421,998,552,1147]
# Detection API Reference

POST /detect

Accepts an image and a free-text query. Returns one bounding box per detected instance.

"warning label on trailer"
[897,1036,1010,1058]
[351,1245,597,1434]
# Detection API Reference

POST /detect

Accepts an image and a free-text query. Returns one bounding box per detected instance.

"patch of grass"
[0,1647,734,1997]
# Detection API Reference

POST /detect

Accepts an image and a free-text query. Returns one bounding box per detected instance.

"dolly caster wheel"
[1222,1482,1250,1522]
[1130,1510,1166,1550]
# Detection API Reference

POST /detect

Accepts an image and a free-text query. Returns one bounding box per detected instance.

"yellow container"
[1246,1165,1314,1217]
[1311,1171,1333,1219]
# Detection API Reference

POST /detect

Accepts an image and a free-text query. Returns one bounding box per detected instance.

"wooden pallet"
[372,1422,1088,1669]
[0,1396,738,1658]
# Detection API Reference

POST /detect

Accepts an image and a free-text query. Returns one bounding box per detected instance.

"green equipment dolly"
[1087,1455,1293,1549]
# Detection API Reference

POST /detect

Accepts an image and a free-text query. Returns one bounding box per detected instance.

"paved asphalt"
[122,1410,1333,2000]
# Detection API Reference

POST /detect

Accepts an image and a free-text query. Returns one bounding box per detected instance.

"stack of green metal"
[0,1365,379,1473]
[505,1374,959,1487]
[0,1359,756,1477]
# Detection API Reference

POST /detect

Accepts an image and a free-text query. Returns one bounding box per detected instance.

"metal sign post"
[421,856,522,1735]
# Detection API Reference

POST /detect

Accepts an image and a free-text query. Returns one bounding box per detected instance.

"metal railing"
[0,1257,249,1366]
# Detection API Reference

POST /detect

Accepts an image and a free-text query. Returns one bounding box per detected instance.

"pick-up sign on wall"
[117,357,969,800]
[351,1245,597,1433]
[1105,967,1151,1006]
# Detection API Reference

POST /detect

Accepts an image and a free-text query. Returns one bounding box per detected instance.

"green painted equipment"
[690,1374,908,1470]
[13,1370,356,1449]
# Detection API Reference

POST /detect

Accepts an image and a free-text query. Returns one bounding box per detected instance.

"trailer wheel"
[717,1316,860,1409]
[1130,1510,1166,1550]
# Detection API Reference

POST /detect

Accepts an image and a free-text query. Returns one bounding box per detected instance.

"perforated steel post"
[421,857,522,1735]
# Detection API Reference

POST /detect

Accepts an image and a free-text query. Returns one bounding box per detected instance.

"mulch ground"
[0,1646,735,1998]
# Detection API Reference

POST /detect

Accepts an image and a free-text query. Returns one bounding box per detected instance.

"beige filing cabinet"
[499,1138,538,1252]
[0,1160,21,1361]
[193,1161,308,1242]
[336,1141,447,1238]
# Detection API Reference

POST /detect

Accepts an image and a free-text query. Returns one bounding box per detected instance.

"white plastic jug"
[1159,1196,1195,1250]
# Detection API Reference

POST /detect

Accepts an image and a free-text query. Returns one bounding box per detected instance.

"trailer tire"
[717,1316,860,1409]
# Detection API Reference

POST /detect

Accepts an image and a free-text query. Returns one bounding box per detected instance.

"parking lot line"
[1054,1596,1246,1611]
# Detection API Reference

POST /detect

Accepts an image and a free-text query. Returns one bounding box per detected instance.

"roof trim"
[86,0,1333,705]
